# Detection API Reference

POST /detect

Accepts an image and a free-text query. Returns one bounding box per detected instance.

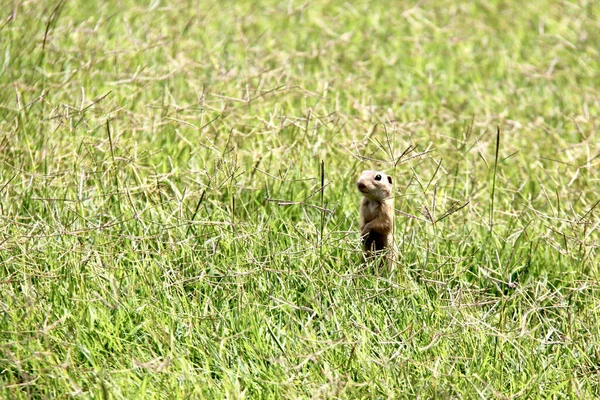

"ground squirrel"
[356,170,394,265]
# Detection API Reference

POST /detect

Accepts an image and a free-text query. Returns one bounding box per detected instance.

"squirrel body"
[356,170,394,264]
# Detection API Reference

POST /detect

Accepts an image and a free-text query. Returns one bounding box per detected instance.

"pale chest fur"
[360,198,393,228]
[360,198,380,224]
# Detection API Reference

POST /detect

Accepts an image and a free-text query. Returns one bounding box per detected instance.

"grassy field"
[1,0,599,397]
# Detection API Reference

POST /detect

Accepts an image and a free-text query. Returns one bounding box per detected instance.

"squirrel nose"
[357,182,366,190]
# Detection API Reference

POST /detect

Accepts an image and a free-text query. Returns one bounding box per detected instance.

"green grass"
[1,0,599,397]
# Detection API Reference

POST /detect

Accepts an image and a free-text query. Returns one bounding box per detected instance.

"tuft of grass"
[1,0,599,397]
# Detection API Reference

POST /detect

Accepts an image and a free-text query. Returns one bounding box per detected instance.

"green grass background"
[1,0,599,397]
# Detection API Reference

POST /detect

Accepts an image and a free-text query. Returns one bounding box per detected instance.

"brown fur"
[357,170,394,267]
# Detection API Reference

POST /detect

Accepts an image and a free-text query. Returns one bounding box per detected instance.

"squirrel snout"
[357,182,366,191]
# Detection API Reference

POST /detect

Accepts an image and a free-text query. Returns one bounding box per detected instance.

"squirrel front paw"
[360,225,371,237]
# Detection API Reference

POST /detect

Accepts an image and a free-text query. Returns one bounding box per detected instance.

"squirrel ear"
[387,175,393,184]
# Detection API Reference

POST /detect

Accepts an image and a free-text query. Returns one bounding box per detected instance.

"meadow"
[1,0,599,397]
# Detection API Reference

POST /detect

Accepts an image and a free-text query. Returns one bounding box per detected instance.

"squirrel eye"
[375,174,382,181]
